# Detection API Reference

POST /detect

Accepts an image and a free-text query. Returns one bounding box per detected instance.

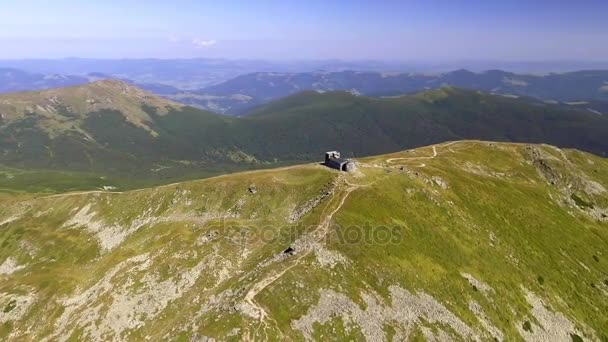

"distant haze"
[1,0,608,61]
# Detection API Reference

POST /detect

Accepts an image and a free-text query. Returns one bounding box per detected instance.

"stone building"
[324,151,356,172]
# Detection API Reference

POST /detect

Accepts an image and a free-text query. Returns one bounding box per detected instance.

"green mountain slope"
[241,88,608,158]
[1,82,607,192]
[0,141,606,340]
[0,81,244,189]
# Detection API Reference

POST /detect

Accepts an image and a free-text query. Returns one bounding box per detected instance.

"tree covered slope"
[0,82,607,192]
[0,141,606,340]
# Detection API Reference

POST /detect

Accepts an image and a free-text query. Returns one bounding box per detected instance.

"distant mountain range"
[0,80,606,190]
[0,68,183,96]
[0,58,430,90]
[0,68,89,93]
[3,65,608,117]
[179,70,608,115]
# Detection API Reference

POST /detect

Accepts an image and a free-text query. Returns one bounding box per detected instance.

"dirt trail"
[385,141,461,164]
[386,146,437,163]
[243,176,359,331]
[241,142,444,337]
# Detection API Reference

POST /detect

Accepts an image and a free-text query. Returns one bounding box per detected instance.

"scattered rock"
[462,162,508,178]
[52,249,232,341]
[516,288,595,341]
[197,230,219,245]
[469,300,504,341]
[288,180,339,223]
[292,286,479,341]
[235,301,261,320]
[0,257,26,275]
[19,240,39,257]
[583,179,606,195]
[63,203,156,251]
[343,161,357,172]
[489,231,498,247]
[524,145,568,185]
[312,243,350,269]
[0,291,36,325]
[0,214,20,226]
[432,176,449,189]
[461,273,494,298]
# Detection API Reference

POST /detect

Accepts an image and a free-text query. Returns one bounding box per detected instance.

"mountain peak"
[0,79,183,136]
[69,79,164,101]
[90,78,132,87]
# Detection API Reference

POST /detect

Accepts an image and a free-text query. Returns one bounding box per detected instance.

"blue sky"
[1,0,608,60]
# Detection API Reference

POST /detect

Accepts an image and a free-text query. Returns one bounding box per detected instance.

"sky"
[1,0,608,60]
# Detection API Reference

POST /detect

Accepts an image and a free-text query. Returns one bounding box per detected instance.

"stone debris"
[235,301,261,320]
[288,180,339,223]
[229,198,247,214]
[419,326,453,341]
[63,203,155,251]
[461,162,508,178]
[52,253,152,341]
[292,286,479,341]
[190,335,216,342]
[0,257,26,275]
[432,176,449,189]
[0,291,36,324]
[588,206,608,222]
[523,145,607,222]
[524,146,562,185]
[489,231,498,247]
[98,259,208,339]
[461,273,495,298]
[51,247,233,342]
[312,243,350,269]
[469,300,504,341]
[516,288,594,341]
[19,240,40,257]
[63,201,242,251]
[197,230,219,246]
[0,214,20,226]
[561,189,607,222]
[33,208,54,218]
[583,179,606,195]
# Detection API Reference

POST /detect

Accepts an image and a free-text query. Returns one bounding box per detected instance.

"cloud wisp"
[192,38,217,48]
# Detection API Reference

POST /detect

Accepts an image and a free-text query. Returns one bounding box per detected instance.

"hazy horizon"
[2,0,608,60]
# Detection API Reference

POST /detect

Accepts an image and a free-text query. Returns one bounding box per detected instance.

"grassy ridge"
[0,141,606,340]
